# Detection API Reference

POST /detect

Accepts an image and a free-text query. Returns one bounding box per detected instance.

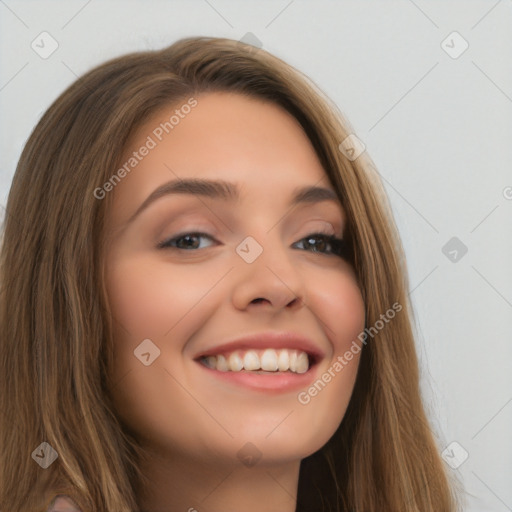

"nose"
[230,235,307,312]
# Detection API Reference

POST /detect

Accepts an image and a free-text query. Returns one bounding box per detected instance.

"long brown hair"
[0,36,461,511]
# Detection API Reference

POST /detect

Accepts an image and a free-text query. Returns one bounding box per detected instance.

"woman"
[0,36,461,511]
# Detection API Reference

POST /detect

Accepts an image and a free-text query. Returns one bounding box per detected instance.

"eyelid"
[156,221,216,240]
[157,227,346,257]
[158,222,338,245]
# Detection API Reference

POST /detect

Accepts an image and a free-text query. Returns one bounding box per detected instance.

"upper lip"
[194,331,326,365]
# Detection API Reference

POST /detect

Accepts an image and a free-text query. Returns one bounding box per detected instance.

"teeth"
[277,350,289,371]
[228,352,243,372]
[243,350,260,371]
[295,352,309,374]
[289,351,297,372]
[261,349,278,371]
[205,356,217,369]
[201,348,310,374]
[216,354,229,372]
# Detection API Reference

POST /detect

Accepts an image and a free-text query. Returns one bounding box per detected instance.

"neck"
[135,447,300,512]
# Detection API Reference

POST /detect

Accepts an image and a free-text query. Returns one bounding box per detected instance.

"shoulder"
[47,495,82,512]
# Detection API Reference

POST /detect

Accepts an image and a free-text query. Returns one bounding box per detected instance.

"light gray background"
[1,1,511,510]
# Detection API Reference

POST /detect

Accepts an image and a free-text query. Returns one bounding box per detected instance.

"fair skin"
[49,496,81,512]
[104,92,365,512]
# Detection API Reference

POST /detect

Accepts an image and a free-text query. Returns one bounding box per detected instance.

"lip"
[193,331,326,393]
[194,331,325,361]
[197,365,321,393]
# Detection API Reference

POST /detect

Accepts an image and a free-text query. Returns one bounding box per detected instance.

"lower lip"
[196,361,319,393]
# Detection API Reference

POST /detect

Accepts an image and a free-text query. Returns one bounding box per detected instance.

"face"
[103,91,365,468]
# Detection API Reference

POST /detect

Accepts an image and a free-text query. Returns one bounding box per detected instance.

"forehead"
[106,92,337,227]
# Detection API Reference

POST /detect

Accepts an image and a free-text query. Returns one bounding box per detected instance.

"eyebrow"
[125,178,341,225]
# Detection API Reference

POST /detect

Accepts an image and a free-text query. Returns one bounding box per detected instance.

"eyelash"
[157,230,347,258]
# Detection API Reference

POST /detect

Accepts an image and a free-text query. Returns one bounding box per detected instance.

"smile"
[199,348,310,374]
[193,331,324,392]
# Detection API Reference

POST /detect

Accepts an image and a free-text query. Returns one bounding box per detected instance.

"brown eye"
[158,232,217,250]
[294,233,347,258]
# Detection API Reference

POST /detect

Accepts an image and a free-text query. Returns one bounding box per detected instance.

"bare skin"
[103,92,365,512]
[47,496,81,511]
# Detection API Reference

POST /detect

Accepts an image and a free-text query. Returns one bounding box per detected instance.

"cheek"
[105,253,218,338]
[306,267,365,352]
[104,252,231,397]
[103,252,227,442]
[294,269,365,436]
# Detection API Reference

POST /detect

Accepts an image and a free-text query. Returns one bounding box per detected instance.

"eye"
[293,233,347,257]
[157,231,347,258]
[157,232,216,250]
